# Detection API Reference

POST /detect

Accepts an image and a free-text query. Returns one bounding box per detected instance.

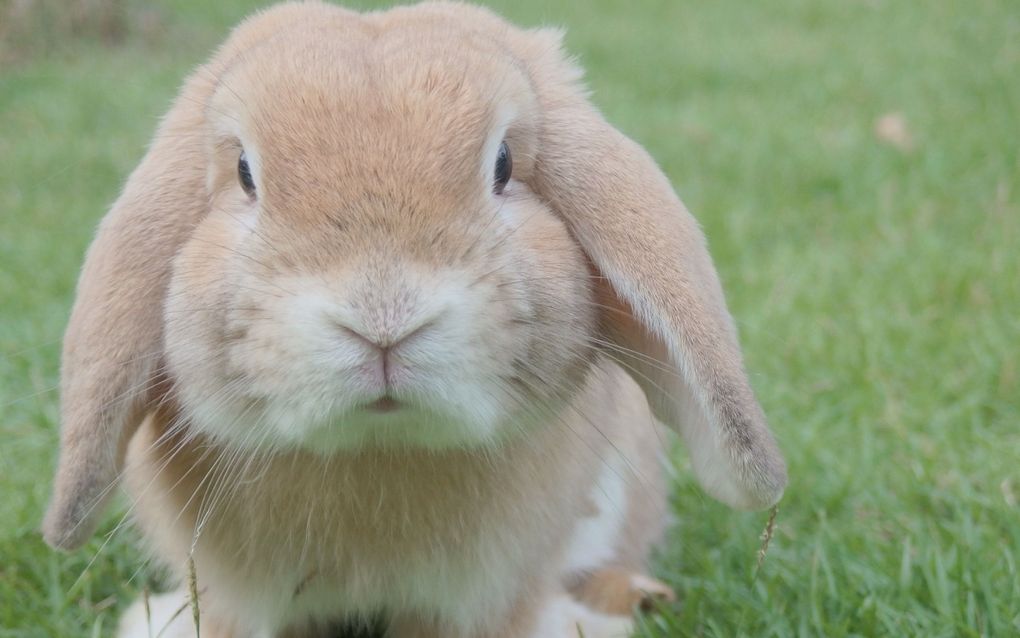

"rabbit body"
[43,3,786,637]
[121,364,667,637]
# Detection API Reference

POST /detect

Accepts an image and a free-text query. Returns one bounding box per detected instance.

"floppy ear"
[523,32,787,510]
[41,81,213,550]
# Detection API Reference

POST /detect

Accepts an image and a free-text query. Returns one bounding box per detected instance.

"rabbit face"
[164,31,597,452]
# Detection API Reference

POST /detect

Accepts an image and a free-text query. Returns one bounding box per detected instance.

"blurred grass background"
[1,0,1018,636]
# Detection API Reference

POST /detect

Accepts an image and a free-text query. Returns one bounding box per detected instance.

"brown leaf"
[874,112,915,151]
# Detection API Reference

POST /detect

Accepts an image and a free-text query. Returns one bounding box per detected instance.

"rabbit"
[41,2,787,637]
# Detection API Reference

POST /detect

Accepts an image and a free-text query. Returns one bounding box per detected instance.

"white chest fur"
[127,411,612,634]
[123,366,649,636]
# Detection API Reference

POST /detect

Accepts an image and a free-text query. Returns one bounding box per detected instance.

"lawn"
[1,0,1017,636]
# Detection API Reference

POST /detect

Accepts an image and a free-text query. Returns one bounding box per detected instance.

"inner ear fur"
[505,25,787,510]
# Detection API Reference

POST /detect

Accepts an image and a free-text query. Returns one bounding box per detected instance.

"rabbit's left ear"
[521,31,787,510]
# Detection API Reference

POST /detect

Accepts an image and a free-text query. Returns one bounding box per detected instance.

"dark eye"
[493,141,512,194]
[238,150,256,198]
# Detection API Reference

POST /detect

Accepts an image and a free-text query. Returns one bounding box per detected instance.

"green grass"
[1,0,1018,635]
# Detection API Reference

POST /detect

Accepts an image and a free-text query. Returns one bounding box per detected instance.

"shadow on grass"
[0,0,166,66]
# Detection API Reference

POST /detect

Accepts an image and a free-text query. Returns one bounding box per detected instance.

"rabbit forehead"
[206,19,534,200]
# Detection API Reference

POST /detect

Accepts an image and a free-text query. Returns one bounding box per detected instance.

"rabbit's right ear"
[41,72,216,550]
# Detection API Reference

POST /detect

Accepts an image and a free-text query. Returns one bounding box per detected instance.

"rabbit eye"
[493,141,512,194]
[238,151,256,198]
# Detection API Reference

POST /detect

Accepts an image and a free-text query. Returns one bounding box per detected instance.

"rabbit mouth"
[363,396,402,413]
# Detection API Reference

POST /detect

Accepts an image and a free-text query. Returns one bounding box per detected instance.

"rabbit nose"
[332,319,435,352]
[331,318,436,386]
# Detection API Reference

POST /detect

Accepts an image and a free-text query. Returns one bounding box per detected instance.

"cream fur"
[43,1,788,635]
[122,365,654,636]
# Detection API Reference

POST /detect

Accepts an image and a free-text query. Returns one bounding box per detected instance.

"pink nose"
[332,319,435,387]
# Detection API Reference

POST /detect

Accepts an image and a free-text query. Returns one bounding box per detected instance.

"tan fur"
[44,2,787,635]
[125,365,655,636]
[570,568,676,617]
